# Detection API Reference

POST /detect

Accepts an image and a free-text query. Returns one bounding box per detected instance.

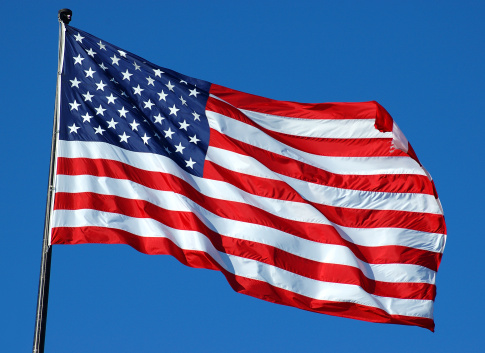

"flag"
[50,24,446,331]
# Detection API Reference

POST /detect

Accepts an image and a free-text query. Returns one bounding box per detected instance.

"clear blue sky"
[1,1,483,352]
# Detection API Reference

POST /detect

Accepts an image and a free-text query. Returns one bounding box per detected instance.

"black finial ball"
[58,9,72,24]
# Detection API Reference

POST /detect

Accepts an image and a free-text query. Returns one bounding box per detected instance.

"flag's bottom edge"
[51,226,435,331]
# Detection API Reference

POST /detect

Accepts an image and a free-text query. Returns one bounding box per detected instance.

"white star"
[129,120,140,131]
[97,41,106,50]
[143,99,155,110]
[73,54,84,65]
[164,127,175,139]
[94,125,105,135]
[96,80,107,91]
[141,133,151,145]
[166,81,175,91]
[118,106,129,118]
[153,113,164,124]
[146,76,155,86]
[121,69,133,81]
[133,61,141,71]
[132,85,144,95]
[174,142,185,154]
[164,146,172,154]
[84,67,96,78]
[189,134,200,144]
[169,104,179,116]
[87,48,97,57]
[68,123,80,133]
[120,90,128,97]
[74,33,84,42]
[157,90,168,101]
[188,88,200,97]
[180,96,187,106]
[69,100,80,111]
[153,68,164,77]
[185,158,196,169]
[81,113,93,123]
[111,54,120,65]
[179,120,190,130]
[110,78,119,85]
[82,91,94,102]
[95,104,106,116]
[192,111,200,121]
[106,93,117,104]
[70,77,81,88]
[119,131,130,143]
[99,62,108,71]
[118,50,127,58]
[107,118,118,129]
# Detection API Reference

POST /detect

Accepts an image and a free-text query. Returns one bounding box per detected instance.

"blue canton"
[60,25,211,177]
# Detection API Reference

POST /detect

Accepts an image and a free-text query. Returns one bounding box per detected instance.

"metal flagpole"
[32,9,72,353]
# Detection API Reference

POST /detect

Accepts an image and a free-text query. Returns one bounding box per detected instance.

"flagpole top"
[58,9,72,24]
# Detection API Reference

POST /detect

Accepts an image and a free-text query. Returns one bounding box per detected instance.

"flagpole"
[32,9,71,353]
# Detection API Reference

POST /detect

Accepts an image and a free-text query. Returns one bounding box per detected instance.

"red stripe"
[204,161,443,270]
[53,192,436,300]
[227,272,435,332]
[58,157,442,233]
[206,96,407,158]
[210,84,390,121]
[204,159,445,234]
[51,226,435,331]
[52,226,220,270]
[57,157,442,270]
[208,129,435,195]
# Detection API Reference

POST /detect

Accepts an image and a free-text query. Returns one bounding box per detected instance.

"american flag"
[50,24,446,331]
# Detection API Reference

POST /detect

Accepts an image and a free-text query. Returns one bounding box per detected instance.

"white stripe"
[54,173,437,284]
[57,140,440,215]
[56,140,445,251]
[278,173,442,214]
[207,110,427,176]
[207,146,443,215]
[392,121,409,153]
[57,141,330,225]
[336,225,445,254]
[207,146,276,179]
[58,140,191,179]
[52,208,434,319]
[227,254,433,319]
[239,109,393,139]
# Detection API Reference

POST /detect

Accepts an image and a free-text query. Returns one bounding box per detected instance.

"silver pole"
[32,10,70,353]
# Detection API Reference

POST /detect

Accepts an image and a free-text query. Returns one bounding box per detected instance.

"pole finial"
[58,9,72,24]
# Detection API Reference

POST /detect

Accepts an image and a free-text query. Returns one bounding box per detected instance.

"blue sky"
[1,1,484,352]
